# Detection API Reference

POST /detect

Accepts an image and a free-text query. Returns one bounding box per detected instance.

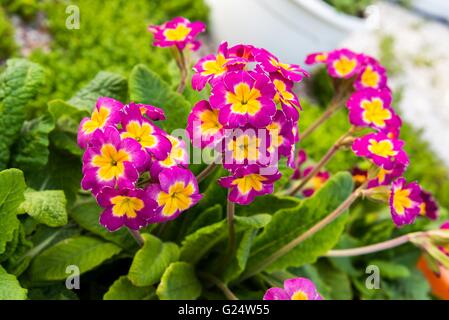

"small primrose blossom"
[266,110,295,159]
[389,178,423,227]
[355,56,388,90]
[96,187,157,231]
[150,135,189,177]
[292,149,307,180]
[146,167,202,222]
[186,100,224,149]
[219,165,281,205]
[255,48,308,82]
[77,97,123,149]
[419,190,439,220]
[148,16,205,51]
[327,49,362,79]
[81,126,147,195]
[228,44,256,62]
[351,167,368,186]
[368,162,407,188]
[301,166,330,198]
[305,52,329,65]
[210,70,276,128]
[128,102,166,121]
[347,88,402,133]
[352,132,409,170]
[263,278,323,300]
[271,72,301,121]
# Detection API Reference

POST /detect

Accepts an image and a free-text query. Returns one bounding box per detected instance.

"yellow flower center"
[291,290,309,300]
[377,167,391,184]
[420,202,426,216]
[315,53,328,62]
[361,66,380,88]
[157,182,194,216]
[163,24,191,41]
[201,54,228,76]
[92,144,130,181]
[82,106,110,134]
[121,121,156,149]
[273,79,294,104]
[334,57,357,76]
[232,174,267,195]
[110,196,144,218]
[361,98,392,127]
[228,135,260,162]
[226,83,262,116]
[160,136,184,167]
[199,109,222,136]
[368,139,397,158]
[392,188,412,215]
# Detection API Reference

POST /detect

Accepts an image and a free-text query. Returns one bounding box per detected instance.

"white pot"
[205,0,367,66]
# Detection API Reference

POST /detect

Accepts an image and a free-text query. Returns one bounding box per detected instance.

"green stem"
[196,162,218,183]
[176,49,188,93]
[241,181,367,281]
[199,273,239,300]
[128,228,145,247]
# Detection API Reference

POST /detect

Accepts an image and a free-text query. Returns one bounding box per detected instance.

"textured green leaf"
[156,262,201,300]
[236,194,300,217]
[129,64,191,132]
[185,204,223,236]
[180,214,271,264]
[245,172,354,274]
[30,236,122,281]
[11,112,55,173]
[0,59,45,169]
[104,276,155,300]
[27,284,78,300]
[69,198,136,250]
[128,233,179,287]
[68,71,127,113]
[20,189,67,227]
[0,169,26,255]
[316,260,353,300]
[0,265,27,300]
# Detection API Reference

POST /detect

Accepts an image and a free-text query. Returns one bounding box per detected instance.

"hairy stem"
[289,127,355,197]
[326,232,423,257]
[128,228,145,247]
[176,49,188,93]
[199,273,239,300]
[196,162,219,183]
[241,181,367,281]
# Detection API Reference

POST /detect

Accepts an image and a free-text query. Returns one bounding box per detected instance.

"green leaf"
[69,198,136,250]
[156,262,201,300]
[104,276,155,300]
[185,204,223,236]
[128,233,179,287]
[0,265,27,300]
[180,214,271,264]
[11,112,55,173]
[30,236,122,281]
[0,169,26,255]
[0,59,45,169]
[68,71,127,113]
[245,172,354,274]
[368,260,411,279]
[236,194,300,217]
[316,260,353,300]
[129,64,191,132]
[20,189,68,227]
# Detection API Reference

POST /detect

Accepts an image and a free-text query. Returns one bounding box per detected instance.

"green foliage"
[20,189,68,227]
[0,265,27,300]
[323,0,373,17]
[0,7,16,61]
[104,276,155,300]
[156,262,202,300]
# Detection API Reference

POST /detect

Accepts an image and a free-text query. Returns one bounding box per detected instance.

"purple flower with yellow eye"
[305,52,329,65]
[218,165,281,205]
[126,102,166,121]
[146,167,202,222]
[301,166,330,198]
[355,56,388,90]
[96,187,156,231]
[263,278,323,300]
[228,44,256,62]
[120,104,172,161]
[292,149,307,180]
[186,100,224,149]
[148,16,205,51]
[351,167,368,186]
[210,70,276,128]
[81,127,147,194]
[368,162,407,188]
[266,110,295,159]
[222,126,271,171]
[254,48,308,83]
[192,42,245,91]
[347,88,401,132]
[271,73,301,122]
[327,49,362,79]
[352,132,409,170]
[390,178,423,227]
[77,97,123,149]
[419,190,439,220]
[150,135,189,177]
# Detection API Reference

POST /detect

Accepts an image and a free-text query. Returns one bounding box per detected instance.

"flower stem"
[128,228,145,247]
[196,162,218,183]
[299,99,342,141]
[326,232,423,257]
[199,272,239,300]
[227,195,236,258]
[176,49,188,93]
[289,126,355,197]
[241,181,367,281]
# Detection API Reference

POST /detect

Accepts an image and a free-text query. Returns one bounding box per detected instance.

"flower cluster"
[148,16,205,51]
[306,48,439,227]
[78,97,201,231]
[263,277,323,300]
[188,42,308,205]
[292,150,330,198]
